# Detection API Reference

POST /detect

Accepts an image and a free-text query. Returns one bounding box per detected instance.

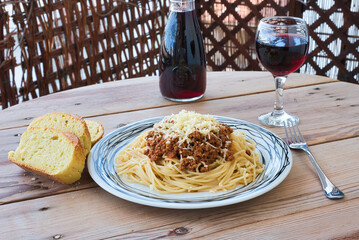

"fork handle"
[303,148,344,199]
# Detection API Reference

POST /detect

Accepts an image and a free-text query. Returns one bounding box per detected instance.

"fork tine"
[284,121,291,143]
[287,119,298,142]
[288,120,296,142]
[294,123,305,142]
[286,119,304,143]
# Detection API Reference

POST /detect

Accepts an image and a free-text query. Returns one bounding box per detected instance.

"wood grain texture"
[0,72,336,130]
[1,137,357,239]
[0,72,357,239]
[1,81,358,205]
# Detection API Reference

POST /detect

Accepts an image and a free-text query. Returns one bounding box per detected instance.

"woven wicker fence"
[0,0,169,109]
[0,6,17,109]
[0,0,358,110]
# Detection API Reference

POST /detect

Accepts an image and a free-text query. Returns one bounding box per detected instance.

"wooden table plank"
[205,199,359,240]
[1,80,357,152]
[0,72,336,130]
[82,80,358,146]
[1,81,358,205]
[1,136,357,239]
[111,198,359,240]
[0,72,357,239]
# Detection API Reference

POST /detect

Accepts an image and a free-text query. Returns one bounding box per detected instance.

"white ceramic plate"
[88,116,292,209]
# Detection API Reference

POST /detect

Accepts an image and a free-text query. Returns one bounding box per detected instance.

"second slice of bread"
[29,112,91,155]
[85,119,104,147]
[8,127,85,184]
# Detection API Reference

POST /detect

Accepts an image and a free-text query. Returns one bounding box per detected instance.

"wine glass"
[255,16,309,127]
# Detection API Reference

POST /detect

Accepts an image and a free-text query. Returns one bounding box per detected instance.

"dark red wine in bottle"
[159,0,206,102]
[256,33,308,76]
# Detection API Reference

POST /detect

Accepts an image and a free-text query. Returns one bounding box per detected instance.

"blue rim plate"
[87,116,292,209]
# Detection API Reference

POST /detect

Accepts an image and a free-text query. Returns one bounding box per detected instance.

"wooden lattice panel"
[197,0,294,71]
[11,0,168,101]
[300,0,359,83]
[197,0,359,83]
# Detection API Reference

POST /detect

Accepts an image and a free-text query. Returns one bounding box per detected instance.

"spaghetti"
[115,111,264,194]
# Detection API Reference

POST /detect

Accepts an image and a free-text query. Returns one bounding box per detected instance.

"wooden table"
[1,71,358,239]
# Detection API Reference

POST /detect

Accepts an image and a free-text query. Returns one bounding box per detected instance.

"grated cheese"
[153,110,222,143]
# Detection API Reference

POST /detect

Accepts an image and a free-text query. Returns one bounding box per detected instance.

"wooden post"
[0,7,5,109]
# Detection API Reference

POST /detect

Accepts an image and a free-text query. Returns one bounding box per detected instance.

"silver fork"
[284,120,344,199]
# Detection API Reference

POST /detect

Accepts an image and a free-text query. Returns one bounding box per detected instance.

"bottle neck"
[170,0,195,12]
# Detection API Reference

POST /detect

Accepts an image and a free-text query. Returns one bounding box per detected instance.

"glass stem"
[273,76,287,115]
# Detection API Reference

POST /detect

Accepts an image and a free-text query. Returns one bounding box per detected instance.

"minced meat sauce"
[144,124,234,172]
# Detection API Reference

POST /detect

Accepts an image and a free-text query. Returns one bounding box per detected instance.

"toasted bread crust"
[8,127,85,184]
[29,112,91,155]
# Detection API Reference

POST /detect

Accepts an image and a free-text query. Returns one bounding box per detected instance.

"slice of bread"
[8,127,85,184]
[85,119,104,147]
[28,112,91,155]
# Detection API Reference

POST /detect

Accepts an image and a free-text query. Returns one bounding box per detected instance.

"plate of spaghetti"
[88,110,292,209]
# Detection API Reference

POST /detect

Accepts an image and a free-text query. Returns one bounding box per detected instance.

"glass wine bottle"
[159,0,207,102]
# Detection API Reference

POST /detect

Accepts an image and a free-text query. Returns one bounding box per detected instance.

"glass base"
[163,94,204,102]
[258,110,299,127]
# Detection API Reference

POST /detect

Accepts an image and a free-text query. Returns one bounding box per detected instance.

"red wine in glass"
[159,3,206,102]
[255,16,309,127]
[256,33,308,76]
